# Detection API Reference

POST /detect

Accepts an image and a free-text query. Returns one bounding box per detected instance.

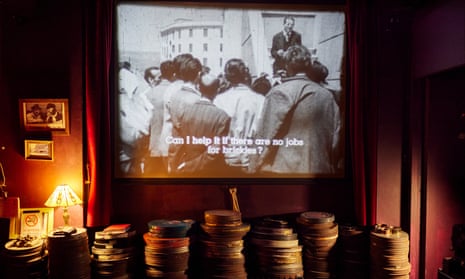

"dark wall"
[0,0,84,227]
[411,0,465,77]
[375,0,413,226]
[112,181,355,234]
[424,67,465,277]
[409,1,465,278]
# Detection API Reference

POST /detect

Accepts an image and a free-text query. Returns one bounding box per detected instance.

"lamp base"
[52,226,77,236]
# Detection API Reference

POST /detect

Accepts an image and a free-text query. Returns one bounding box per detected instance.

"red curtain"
[84,0,114,227]
[83,0,376,227]
[346,0,377,226]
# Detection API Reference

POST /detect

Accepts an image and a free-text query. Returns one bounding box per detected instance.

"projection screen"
[114,1,346,180]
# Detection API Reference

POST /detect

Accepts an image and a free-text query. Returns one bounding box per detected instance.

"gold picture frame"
[19,98,70,135]
[24,140,54,161]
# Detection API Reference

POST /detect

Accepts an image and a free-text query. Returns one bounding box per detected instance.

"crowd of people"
[117,17,342,178]
[118,48,342,178]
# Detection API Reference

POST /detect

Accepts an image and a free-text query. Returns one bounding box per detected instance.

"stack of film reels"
[199,209,250,279]
[337,225,370,279]
[91,224,137,279]
[246,217,304,279]
[48,227,91,279]
[370,224,411,279]
[143,219,194,278]
[2,236,48,279]
[296,211,338,279]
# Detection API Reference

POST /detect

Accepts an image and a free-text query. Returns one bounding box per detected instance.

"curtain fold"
[346,0,377,226]
[84,0,114,227]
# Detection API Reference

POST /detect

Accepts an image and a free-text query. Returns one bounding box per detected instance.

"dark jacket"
[270,30,302,73]
[249,74,341,176]
[168,98,231,177]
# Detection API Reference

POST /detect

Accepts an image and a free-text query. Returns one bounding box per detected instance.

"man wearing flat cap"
[26,104,45,123]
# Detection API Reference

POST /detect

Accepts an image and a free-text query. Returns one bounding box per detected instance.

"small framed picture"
[19,98,70,135]
[24,140,54,161]
[19,208,54,239]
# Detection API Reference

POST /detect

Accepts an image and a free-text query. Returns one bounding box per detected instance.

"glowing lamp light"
[45,184,82,228]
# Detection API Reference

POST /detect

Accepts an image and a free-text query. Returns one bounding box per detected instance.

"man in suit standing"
[271,16,302,75]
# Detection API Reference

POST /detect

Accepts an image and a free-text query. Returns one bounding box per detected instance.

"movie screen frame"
[114,1,347,182]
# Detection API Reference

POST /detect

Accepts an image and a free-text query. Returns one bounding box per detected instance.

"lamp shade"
[45,184,82,208]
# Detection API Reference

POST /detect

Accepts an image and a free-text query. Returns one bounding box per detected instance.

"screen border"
[112,0,350,184]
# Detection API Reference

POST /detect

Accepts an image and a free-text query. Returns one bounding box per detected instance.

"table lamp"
[45,184,82,233]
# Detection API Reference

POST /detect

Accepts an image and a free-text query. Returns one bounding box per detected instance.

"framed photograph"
[19,98,70,135]
[24,140,54,161]
[114,2,346,181]
[19,208,54,239]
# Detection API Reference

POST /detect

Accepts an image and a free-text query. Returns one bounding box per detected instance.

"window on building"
[220,43,223,52]
[189,29,193,37]
[172,45,175,52]
[203,28,208,37]
[178,30,181,39]
[189,44,193,53]
[220,28,223,38]
[203,43,208,51]
[203,57,208,67]
[178,44,181,53]
[219,58,223,68]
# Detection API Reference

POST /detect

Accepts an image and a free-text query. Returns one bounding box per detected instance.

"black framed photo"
[19,98,70,135]
[114,1,346,181]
